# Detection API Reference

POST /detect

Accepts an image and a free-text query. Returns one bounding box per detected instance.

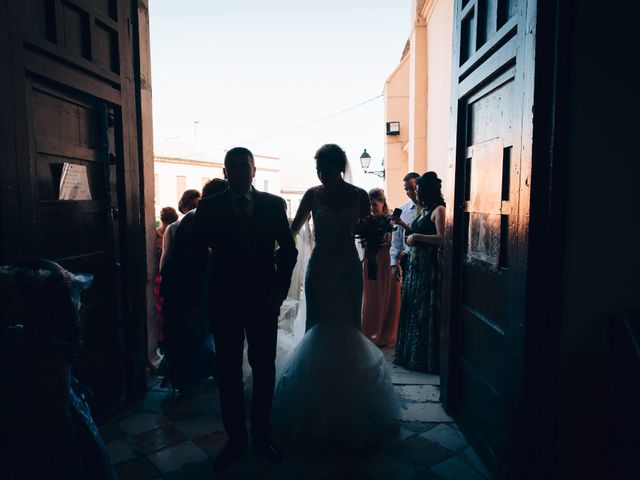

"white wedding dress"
[272,196,400,450]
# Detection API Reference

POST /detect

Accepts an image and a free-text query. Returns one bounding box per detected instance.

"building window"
[176,176,186,203]
[154,174,159,204]
[263,180,269,192]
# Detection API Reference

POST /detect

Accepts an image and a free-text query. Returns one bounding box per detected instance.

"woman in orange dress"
[361,188,401,347]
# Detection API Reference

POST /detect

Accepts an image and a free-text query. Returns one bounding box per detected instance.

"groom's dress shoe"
[213,442,246,472]
[253,438,284,462]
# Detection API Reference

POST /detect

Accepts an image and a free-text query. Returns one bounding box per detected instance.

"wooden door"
[26,80,126,414]
[1,0,149,416]
[442,0,537,477]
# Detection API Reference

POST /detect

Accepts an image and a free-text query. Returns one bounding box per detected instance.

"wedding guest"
[159,181,226,393]
[390,172,421,283]
[159,189,201,273]
[361,188,401,347]
[156,207,179,267]
[154,206,178,350]
[274,144,398,452]
[0,259,116,480]
[394,172,445,373]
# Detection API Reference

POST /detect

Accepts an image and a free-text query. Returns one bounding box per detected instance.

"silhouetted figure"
[154,206,178,350]
[159,189,201,273]
[273,144,399,451]
[159,180,227,394]
[0,259,116,480]
[188,148,297,471]
[394,171,446,373]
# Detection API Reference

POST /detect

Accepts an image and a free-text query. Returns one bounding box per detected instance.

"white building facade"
[154,153,281,220]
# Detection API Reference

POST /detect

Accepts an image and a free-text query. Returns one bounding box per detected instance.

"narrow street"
[101,349,491,479]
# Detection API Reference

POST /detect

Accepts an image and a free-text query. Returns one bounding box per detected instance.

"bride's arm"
[290,188,314,236]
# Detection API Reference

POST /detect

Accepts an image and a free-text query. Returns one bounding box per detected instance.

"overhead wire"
[187,93,383,158]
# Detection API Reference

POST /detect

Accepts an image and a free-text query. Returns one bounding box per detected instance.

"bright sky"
[149,0,411,191]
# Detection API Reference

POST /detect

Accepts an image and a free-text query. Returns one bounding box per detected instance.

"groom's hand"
[266,288,283,315]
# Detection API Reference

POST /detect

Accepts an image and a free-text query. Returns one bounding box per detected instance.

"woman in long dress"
[159,182,227,393]
[361,188,401,347]
[273,144,399,451]
[393,171,445,373]
[154,206,178,351]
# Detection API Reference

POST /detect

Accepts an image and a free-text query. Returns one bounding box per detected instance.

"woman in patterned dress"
[393,171,445,373]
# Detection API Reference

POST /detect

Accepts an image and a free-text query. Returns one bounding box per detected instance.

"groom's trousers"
[210,305,279,444]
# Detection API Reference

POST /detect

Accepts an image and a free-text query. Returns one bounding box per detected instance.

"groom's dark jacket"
[188,187,298,315]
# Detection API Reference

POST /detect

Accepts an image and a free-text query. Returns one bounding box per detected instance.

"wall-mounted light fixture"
[386,121,400,136]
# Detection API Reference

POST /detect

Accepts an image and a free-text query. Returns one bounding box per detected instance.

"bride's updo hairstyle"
[314,144,347,173]
[416,171,445,210]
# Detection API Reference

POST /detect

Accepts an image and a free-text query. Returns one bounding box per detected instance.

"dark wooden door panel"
[27,77,126,414]
[445,0,535,477]
[3,0,147,416]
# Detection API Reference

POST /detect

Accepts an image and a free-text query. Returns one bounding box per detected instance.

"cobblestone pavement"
[100,348,493,479]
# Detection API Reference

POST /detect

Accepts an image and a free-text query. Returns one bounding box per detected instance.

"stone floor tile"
[226,450,281,479]
[191,430,228,456]
[400,421,439,434]
[384,427,417,447]
[106,439,138,464]
[409,467,445,480]
[99,418,126,443]
[130,424,188,455]
[397,385,441,403]
[173,412,225,437]
[162,457,217,480]
[431,455,486,479]
[165,392,220,414]
[355,453,418,480]
[320,466,378,480]
[115,456,162,480]
[147,441,209,474]
[420,424,468,451]
[257,457,314,480]
[292,449,350,479]
[118,412,169,435]
[391,372,440,386]
[459,446,492,478]
[388,436,454,470]
[136,390,174,414]
[146,377,162,390]
[161,408,197,423]
[400,402,453,422]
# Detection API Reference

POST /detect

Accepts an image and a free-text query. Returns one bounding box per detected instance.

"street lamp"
[359,149,385,178]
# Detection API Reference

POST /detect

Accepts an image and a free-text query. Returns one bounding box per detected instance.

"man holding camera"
[390,172,422,283]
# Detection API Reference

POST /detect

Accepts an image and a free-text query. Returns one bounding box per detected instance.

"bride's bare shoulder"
[300,186,322,205]
[303,185,322,197]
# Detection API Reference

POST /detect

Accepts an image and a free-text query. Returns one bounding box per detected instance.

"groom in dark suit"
[188,147,297,471]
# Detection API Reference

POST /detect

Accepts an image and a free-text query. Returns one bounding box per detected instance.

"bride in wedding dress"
[272,144,400,450]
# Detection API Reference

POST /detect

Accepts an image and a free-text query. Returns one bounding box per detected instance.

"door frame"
[440,0,570,478]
